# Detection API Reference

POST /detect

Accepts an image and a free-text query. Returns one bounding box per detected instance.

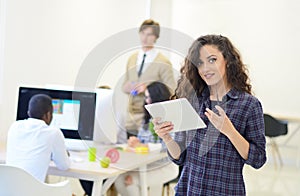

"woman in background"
[115,81,178,196]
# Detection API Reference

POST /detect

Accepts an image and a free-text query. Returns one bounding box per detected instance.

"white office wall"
[0,0,149,140]
[171,0,300,117]
[150,0,172,28]
[0,0,5,104]
[1,0,300,141]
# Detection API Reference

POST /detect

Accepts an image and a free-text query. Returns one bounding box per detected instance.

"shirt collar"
[138,48,156,56]
[200,87,240,100]
[28,118,47,125]
[226,88,239,100]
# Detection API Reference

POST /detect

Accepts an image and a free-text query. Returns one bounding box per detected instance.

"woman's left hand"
[205,105,235,137]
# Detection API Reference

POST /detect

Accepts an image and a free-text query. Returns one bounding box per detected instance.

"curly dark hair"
[174,34,252,99]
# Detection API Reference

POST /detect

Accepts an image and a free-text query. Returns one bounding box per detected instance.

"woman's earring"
[226,64,229,68]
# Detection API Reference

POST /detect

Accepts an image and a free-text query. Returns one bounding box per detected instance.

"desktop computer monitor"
[93,88,119,144]
[16,87,96,140]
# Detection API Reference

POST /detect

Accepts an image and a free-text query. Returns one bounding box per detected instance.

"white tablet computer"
[145,98,207,132]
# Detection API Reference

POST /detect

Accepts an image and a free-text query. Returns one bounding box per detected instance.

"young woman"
[115,81,178,196]
[154,35,266,195]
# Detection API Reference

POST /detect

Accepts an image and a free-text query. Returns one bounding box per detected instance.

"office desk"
[1,143,167,196]
[109,148,167,196]
[48,149,123,196]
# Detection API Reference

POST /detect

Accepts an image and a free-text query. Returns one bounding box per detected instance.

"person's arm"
[153,119,181,160]
[205,106,249,160]
[51,131,70,170]
[122,57,133,94]
[124,82,147,94]
[242,100,266,168]
[123,81,136,94]
[123,54,143,94]
[127,136,142,148]
[122,64,132,94]
[205,101,266,168]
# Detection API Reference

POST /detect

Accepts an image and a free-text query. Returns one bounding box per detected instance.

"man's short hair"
[139,19,160,38]
[28,94,53,119]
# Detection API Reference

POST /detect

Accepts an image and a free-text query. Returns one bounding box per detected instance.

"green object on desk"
[149,121,158,142]
[88,147,97,162]
[114,147,124,151]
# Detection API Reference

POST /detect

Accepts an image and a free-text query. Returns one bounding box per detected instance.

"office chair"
[0,164,72,196]
[162,165,183,196]
[264,114,288,168]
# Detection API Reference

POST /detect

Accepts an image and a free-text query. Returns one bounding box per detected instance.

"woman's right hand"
[153,118,174,143]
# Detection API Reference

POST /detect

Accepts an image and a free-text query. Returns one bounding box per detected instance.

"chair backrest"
[164,165,183,186]
[264,114,288,137]
[0,164,72,196]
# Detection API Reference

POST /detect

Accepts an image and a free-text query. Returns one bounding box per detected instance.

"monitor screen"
[16,87,96,140]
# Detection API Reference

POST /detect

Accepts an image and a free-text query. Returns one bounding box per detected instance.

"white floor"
[53,154,300,196]
[60,163,300,196]
[244,164,300,196]
[50,123,300,196]
[244,123,300,196]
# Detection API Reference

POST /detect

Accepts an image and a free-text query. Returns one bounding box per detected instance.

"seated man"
[6,94,70,182]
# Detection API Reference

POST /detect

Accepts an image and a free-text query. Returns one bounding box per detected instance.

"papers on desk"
[145,98,207,132]
[116,143,162,153]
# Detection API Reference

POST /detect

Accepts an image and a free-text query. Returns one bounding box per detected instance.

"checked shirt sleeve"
[243,99,267,169]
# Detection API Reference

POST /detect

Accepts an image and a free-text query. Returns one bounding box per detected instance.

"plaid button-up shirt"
[170,88,266,196]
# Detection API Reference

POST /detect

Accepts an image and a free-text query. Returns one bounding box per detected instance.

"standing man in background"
[122,19,176,138]
[6,94,70,182]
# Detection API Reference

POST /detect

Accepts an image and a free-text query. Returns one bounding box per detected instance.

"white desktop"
[93,88,119,145]
[57,87,120,150]
[17,86,97,151]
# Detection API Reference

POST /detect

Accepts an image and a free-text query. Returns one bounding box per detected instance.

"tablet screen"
[145,98,206,132]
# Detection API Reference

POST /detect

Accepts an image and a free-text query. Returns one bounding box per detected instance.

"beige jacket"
[123,51,176,131]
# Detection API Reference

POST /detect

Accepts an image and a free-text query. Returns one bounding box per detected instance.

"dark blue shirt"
[170,88,266,195]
